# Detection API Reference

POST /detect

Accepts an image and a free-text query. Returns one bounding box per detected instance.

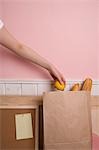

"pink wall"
[0,0,98,80]
[98,0,99,78]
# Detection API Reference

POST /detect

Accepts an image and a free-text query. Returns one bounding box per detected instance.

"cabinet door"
[0,109,35,150]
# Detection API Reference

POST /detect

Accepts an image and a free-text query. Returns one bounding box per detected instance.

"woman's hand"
[48,64,66,85]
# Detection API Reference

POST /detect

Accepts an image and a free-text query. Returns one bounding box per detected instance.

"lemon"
[54,80,65,91]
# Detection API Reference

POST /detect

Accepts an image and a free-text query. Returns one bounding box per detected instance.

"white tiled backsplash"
[0,80,99,96]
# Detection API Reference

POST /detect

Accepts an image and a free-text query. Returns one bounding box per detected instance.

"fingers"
[56,75,66,85]
[49,64,65,85]
[57,72,66,85]
[52,74,63,85]
[53,71,65,85]
[58,78,64,85]
[61,75,66,84]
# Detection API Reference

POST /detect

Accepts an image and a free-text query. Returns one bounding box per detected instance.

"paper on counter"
[15,113,33,140]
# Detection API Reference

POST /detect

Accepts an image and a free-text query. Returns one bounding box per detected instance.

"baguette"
[81,78,92,91]
[71,83,80,91]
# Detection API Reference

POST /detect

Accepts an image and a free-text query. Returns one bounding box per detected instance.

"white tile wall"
[64,84,70,91]
[0,84,5,95]
[5,84,21,95]
[0,80,98,96]
[91,84,99,96]
[37,83,54,95]
[21,84,37,96]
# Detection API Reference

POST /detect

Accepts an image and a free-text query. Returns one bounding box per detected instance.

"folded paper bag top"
[43,91,92,150]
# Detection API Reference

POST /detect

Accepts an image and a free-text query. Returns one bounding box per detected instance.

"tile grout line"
[5,83,6,95]
[37,83,39,96]
[21,83,22,96]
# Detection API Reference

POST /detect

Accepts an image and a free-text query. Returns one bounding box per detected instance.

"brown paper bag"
[43,91,92,150]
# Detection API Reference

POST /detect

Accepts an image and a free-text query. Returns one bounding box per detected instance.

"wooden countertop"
[0,96,43,109]
[0,95,99,109]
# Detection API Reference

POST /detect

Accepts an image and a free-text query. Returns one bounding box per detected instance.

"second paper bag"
[43,91,92,150]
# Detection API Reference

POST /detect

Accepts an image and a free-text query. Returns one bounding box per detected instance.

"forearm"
[0,27,51,71]
[14,44,51,71]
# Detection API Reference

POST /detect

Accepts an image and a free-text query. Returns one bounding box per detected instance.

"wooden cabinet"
[0,95,99,150]
[0,96,43,150]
